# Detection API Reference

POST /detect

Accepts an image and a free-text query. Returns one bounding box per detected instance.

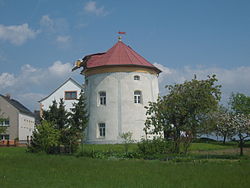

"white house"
[0,94,35,144]
[73,38,161,144]
[39,78,83,117]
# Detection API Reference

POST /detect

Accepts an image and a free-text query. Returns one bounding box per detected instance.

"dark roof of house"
[38,77,83,103]
[0,94,35,117]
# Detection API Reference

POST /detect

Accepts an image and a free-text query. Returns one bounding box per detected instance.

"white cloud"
[84,1,108,16]
[0,24,38,45]
[21,64,37,73]
[40,15,54,32]
[39,15,69,34]
[48,61,72,76]
[56,35,71,43]
[154,63,250,104]
[0,61,80,110]
[0,73,16,89]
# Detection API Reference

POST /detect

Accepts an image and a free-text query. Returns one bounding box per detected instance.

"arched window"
[99,91,106,105]
[134,90,142,104]
[134,75,140,80]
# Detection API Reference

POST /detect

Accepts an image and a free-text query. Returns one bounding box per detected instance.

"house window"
[0,119,9,126]
[65,91,77,100]
[134,90,142,104]
[99,91,106,105]
[0,135,9,140]
[99,123,106,137]
[134,75,140,80]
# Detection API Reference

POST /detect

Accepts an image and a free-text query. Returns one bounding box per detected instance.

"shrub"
[137,138,172,157]
[27,121,60,154]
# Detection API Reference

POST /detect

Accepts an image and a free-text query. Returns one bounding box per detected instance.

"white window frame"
[134,90,142,104]
[99,91,106,105]
[98,123,106,138]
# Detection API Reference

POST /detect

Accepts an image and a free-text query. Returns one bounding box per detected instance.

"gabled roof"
[39,77,83,103]
[78,41,161,73]
[0,94,34,117]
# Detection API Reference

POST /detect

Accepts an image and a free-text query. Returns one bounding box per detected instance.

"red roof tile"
[83,41,161,73]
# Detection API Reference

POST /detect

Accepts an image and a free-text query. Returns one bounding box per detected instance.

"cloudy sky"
[0,0,250,111]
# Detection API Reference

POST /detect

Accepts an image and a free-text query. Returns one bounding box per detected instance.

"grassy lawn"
[0,143,250,188]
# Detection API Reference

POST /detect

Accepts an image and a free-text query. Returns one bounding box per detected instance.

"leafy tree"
[229,93,250,155]
[43,100,59,124]
[43,99,69,130]
[145,75,221,153]
[230,113,250,156]
[69,91,88,153]
[212,106,235,144]
[229,93,250,115]
[28,121,60,154]
[43,99,69,152]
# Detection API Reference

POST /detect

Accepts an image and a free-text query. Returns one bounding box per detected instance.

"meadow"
[0,142,250,188]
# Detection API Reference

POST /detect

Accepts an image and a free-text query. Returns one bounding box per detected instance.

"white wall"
[40,80,82,112]
[18,113,35,142]
[85,71,159,144]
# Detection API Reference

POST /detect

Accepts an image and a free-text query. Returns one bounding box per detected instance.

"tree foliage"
[145,75,221,153]
[29,91,88,154]
[28,121,60,154]
[230,113,250,156]
[229,93,250,115]
[69,91,88,137]
[212,106,235,144]
[120,131,134,154]
[43,99,69,130]
[228,93,250,155]
[68,91,88,153]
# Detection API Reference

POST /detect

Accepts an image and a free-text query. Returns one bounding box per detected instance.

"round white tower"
[75,39,161,144]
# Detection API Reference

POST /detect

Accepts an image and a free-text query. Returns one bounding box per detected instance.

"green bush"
[27,121,60,154]
[137,138,172,157]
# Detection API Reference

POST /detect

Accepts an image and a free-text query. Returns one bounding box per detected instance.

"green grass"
[81,142,235,152]
[1,146,250,188]
[189,142,234,151]
[80,143,138,152]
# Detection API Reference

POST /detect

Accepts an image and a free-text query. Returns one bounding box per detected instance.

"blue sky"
[0,0,250,111]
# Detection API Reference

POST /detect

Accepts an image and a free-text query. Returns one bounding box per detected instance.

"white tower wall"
[85,71,159,144]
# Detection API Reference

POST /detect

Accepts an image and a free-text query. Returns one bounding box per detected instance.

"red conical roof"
[82,41,161,73]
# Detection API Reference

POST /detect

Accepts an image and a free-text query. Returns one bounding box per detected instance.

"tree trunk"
[223,135,226,145]
[239,139,243,156]
[173,129,181,153]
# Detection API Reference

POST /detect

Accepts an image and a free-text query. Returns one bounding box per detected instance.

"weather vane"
[118,31,126,41]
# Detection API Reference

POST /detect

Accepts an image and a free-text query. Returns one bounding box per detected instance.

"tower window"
[134,75,140,80]
[134,90,142,104]
[65,91,77,100]
[99,123,106,137]
[99,91,106,105]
